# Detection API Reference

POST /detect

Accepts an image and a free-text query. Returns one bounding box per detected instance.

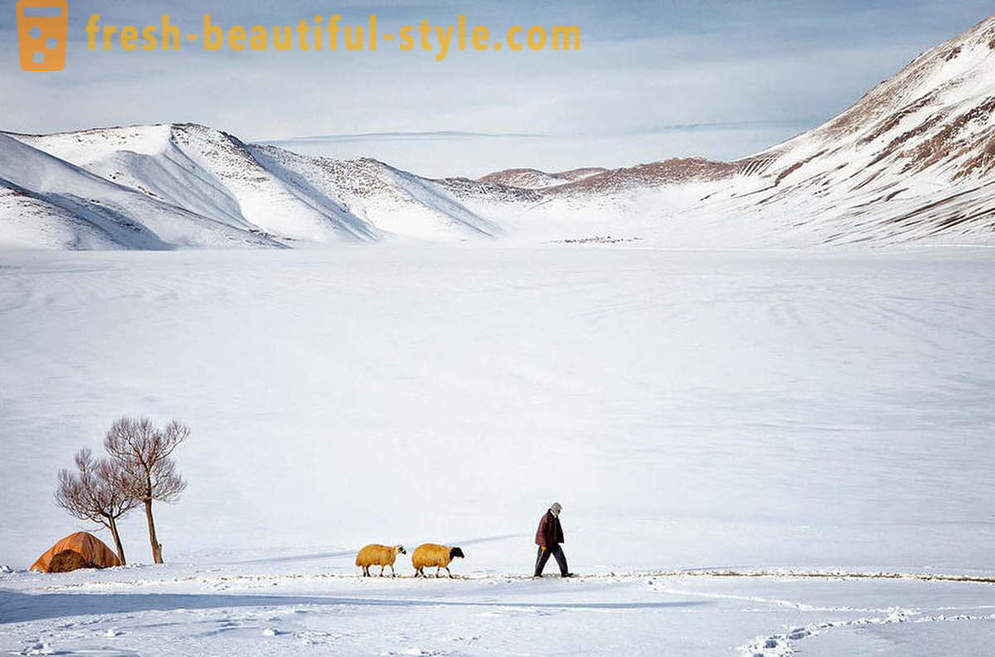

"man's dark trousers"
[534,545,569,576]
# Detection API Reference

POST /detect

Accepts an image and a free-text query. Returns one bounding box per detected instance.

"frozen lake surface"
[0,246,992,654]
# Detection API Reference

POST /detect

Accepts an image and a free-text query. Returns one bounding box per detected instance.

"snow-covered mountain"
[247,144,499,240]
[1,16,993,249]
[457,16,995,246]
[712,14,995,244]
[0,131,278,250]
[0,123,499,249]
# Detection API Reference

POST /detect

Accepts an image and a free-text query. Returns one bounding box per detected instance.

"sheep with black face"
[411,543,465,578]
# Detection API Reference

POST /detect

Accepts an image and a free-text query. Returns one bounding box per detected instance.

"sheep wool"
[411,543,465,578]
[355,544,406,577]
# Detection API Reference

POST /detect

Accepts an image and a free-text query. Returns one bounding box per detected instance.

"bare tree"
[104,417,189,564]
[55,448,138,565]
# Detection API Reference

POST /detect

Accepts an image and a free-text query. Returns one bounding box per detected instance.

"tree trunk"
[144,499,163,564]
[107,515,127,566]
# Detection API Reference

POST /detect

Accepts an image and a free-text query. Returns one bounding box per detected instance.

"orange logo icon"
[17,0,68,71]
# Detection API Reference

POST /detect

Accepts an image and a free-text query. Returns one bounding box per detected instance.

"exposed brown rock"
[550,158,737,194]
[478,166,607,189]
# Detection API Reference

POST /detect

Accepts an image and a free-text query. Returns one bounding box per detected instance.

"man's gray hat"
[550,502,562,516]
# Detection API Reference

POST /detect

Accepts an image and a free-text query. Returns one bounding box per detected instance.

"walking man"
[534,502,573,577]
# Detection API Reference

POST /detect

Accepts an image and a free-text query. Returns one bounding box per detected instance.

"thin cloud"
[266,131,545,144]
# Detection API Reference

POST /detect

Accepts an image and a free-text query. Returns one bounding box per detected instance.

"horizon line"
[258,119,816,145]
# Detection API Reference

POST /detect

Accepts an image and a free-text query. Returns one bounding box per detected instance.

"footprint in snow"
[20,641,55,656]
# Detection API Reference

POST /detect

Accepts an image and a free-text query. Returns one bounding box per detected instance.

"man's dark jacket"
[535,510,565,548]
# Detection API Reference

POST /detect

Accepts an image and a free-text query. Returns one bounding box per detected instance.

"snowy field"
[2,566,994,657]
[1,246,993,655]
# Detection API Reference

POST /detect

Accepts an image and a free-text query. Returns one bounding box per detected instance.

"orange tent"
[30,532,122,573]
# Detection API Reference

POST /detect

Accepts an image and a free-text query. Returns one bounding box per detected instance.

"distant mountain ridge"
[1,16,994,249]
[463,15,995,245]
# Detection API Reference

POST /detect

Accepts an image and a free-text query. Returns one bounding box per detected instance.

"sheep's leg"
[445,566,453,579]
[390,564,396,577]
[435,567,442,578]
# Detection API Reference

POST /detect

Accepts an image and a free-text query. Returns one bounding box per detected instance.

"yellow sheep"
[411,543,465,578]
[355,544,406,577]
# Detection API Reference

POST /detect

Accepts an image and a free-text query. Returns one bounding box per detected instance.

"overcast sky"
[1,0,992,175]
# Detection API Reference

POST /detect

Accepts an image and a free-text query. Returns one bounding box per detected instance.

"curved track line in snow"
[645,578,995,656]
[737,607,995,657]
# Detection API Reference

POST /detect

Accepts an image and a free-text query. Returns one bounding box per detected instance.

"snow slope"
[5,124,498,247]
[247,145,499,241]
[0,132,280,250]
[0,247,992,574]
[699,14,995,244]
[14,124,373,245]
[0,181,123,250]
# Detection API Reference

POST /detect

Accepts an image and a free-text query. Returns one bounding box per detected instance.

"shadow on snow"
[0,589,709,624]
